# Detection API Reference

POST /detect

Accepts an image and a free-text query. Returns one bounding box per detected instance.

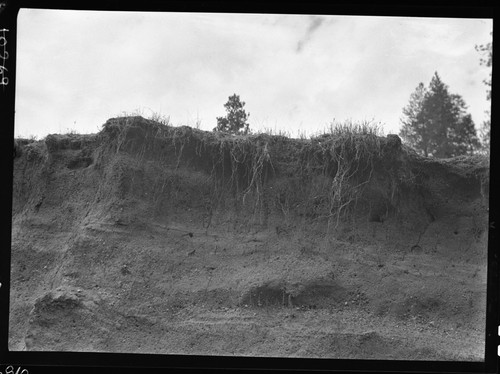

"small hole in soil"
[67,157,93,169]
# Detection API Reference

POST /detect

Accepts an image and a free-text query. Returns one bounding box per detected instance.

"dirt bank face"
[10,116,489,360]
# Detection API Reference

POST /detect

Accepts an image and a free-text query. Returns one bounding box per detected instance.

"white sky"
[15,9,493,139]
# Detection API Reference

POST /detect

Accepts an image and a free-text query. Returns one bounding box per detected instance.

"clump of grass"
[259,127,292,138]
[148,112,172,127]
[114,108,172,127]
[323,119,384,137]
[298,120,385,229]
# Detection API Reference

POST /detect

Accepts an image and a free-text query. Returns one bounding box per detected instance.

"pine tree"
[424,73,458,158]
[400,83,430,156]
[399,72,479,158]
[214,94,250,135]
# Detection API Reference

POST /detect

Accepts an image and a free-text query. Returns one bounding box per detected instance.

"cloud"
[296,16,326,53]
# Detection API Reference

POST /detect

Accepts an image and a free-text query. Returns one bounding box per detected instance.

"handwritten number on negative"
[2,365,29,374]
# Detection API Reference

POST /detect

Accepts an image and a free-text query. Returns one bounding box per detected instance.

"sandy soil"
[9,118,489,361]
[9,214,487,360]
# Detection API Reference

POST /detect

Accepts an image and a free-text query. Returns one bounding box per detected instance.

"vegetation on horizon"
[399,72,480,158]
[214,94,251,135]
[475,32,492,151]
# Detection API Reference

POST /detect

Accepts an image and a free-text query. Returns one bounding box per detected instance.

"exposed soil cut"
[10,116,489,360]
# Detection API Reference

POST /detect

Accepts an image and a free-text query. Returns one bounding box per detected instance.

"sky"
[15,9,493,139]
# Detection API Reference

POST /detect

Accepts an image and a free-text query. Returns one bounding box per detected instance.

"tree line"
[214,34,491,158]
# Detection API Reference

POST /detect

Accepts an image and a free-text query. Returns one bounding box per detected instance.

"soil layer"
[10,116,489,360]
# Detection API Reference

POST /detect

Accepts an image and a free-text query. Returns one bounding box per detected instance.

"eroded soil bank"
[10,116,489,360]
